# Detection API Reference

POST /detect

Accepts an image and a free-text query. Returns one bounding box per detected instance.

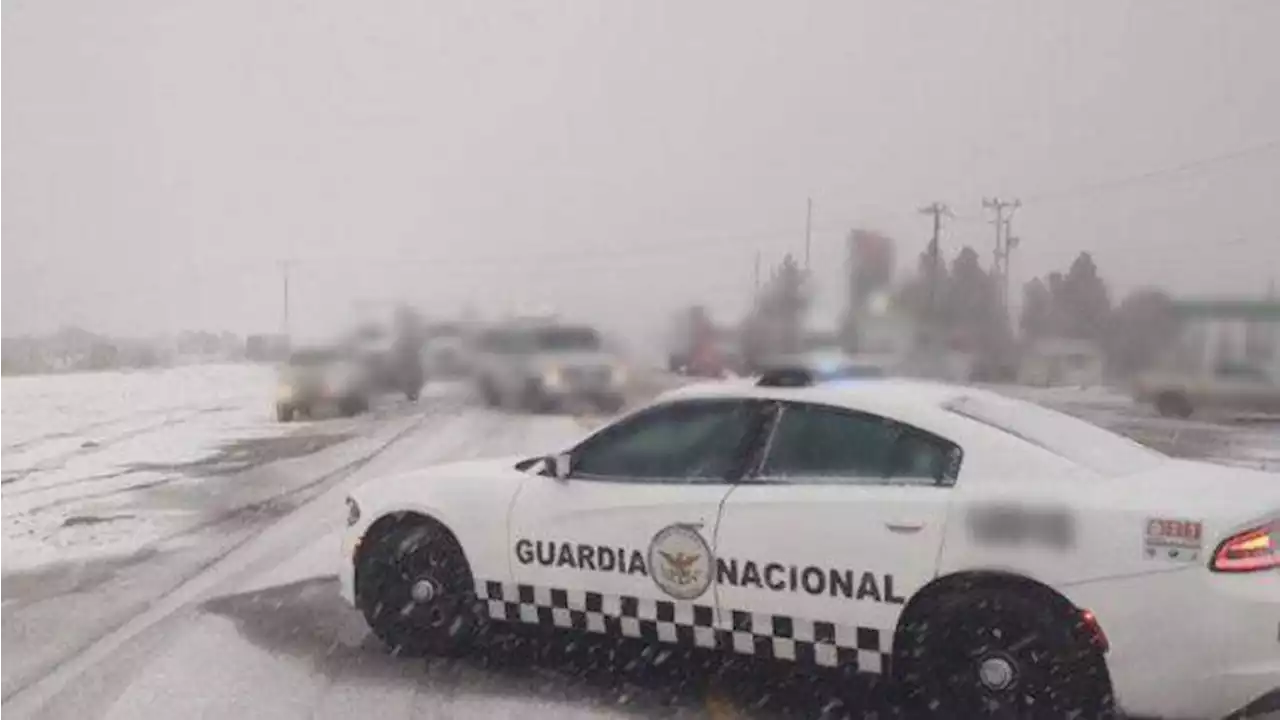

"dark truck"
[275,347,374,421]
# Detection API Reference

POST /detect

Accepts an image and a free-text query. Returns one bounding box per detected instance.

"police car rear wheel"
[356,522,479,658]
[897,588,1112,718]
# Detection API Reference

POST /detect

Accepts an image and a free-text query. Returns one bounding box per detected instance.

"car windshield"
[944,394,1166,476]
[533,326,601,351]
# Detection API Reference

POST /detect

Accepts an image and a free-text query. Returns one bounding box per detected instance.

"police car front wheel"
[355,521,480,657]
[895,587,1114,719]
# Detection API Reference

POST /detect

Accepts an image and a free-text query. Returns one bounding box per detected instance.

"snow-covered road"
[4,374,1279,719]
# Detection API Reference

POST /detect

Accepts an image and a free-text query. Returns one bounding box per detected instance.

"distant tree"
[1056,252,1112,341]
[945,246,1014,377]
[847,230,896,314]
[85,342,119,370]
[894,249,950,323]
[743,253,810,366]
[769,253,809,355]
[1105,289,1181,378]
[393,304,426,342]
[1020,277,1052,339]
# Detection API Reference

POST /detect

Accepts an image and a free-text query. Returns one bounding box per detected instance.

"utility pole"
[982,197,1021,313]
[279,260,292,339]
[804,197,813,272]
[918,202,952,318]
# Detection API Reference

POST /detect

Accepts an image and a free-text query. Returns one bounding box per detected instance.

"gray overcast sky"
[4,0,1280,343]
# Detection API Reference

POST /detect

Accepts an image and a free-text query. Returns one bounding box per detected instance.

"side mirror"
[547,453,572,480]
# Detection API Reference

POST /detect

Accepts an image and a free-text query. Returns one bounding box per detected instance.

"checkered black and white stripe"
[475,581,891,675]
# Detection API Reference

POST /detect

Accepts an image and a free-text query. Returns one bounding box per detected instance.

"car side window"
[1215,362,1270,382]
[760,402,960,486]
[570,400,761,482]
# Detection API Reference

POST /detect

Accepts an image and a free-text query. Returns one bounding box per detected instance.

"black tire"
[276,403,294,423]
[340,395,369,417]
[1155,392,1192,419]
[896,587,1113,719]
[355,521,480,658]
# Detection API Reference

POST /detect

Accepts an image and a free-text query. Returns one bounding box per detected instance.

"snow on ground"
[2,364,285,572]
[977,382,1134,409]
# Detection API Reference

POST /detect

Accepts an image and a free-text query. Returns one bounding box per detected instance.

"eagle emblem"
[648,524,713,599]
[659,550,702,586]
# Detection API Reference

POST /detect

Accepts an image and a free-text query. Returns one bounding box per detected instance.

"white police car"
[340,371,1279,719]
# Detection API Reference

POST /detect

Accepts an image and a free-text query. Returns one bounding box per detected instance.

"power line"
[306,224,852,271]
[1022,138,1280,205]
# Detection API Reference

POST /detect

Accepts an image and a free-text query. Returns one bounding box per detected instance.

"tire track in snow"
[1,404,216,454]
[0,404,444,707]
[1,406,234,489]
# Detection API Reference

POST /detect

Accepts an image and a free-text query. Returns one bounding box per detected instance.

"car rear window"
[535,326,601,351]
[943,394,1165,476]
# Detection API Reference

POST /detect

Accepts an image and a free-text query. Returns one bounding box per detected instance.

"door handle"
[886,522,924,534]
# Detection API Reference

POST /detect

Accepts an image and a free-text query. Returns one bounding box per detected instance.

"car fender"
[348,459,531,588]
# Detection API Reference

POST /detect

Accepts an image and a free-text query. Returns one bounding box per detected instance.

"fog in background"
[5,0,1280,348]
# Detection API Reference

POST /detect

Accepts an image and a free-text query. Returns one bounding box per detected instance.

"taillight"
[1210,523,1277,573]
[1079,609,1109,653]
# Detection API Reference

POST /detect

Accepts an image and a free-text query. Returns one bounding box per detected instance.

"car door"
[713,401,960,674]
[502,398,769,646]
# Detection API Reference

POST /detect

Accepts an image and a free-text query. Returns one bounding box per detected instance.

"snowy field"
[2,364,289,571]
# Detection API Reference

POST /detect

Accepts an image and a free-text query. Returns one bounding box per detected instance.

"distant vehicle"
[758,350,894,382]
[341,370,1280,720]
[345,323,424,402]
[420,323,473,380]
[473,321,628,413]
[1135,361,1280,418]
[246,333,291,363]
[275,347,373,421]
[1134,298,1280,418]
